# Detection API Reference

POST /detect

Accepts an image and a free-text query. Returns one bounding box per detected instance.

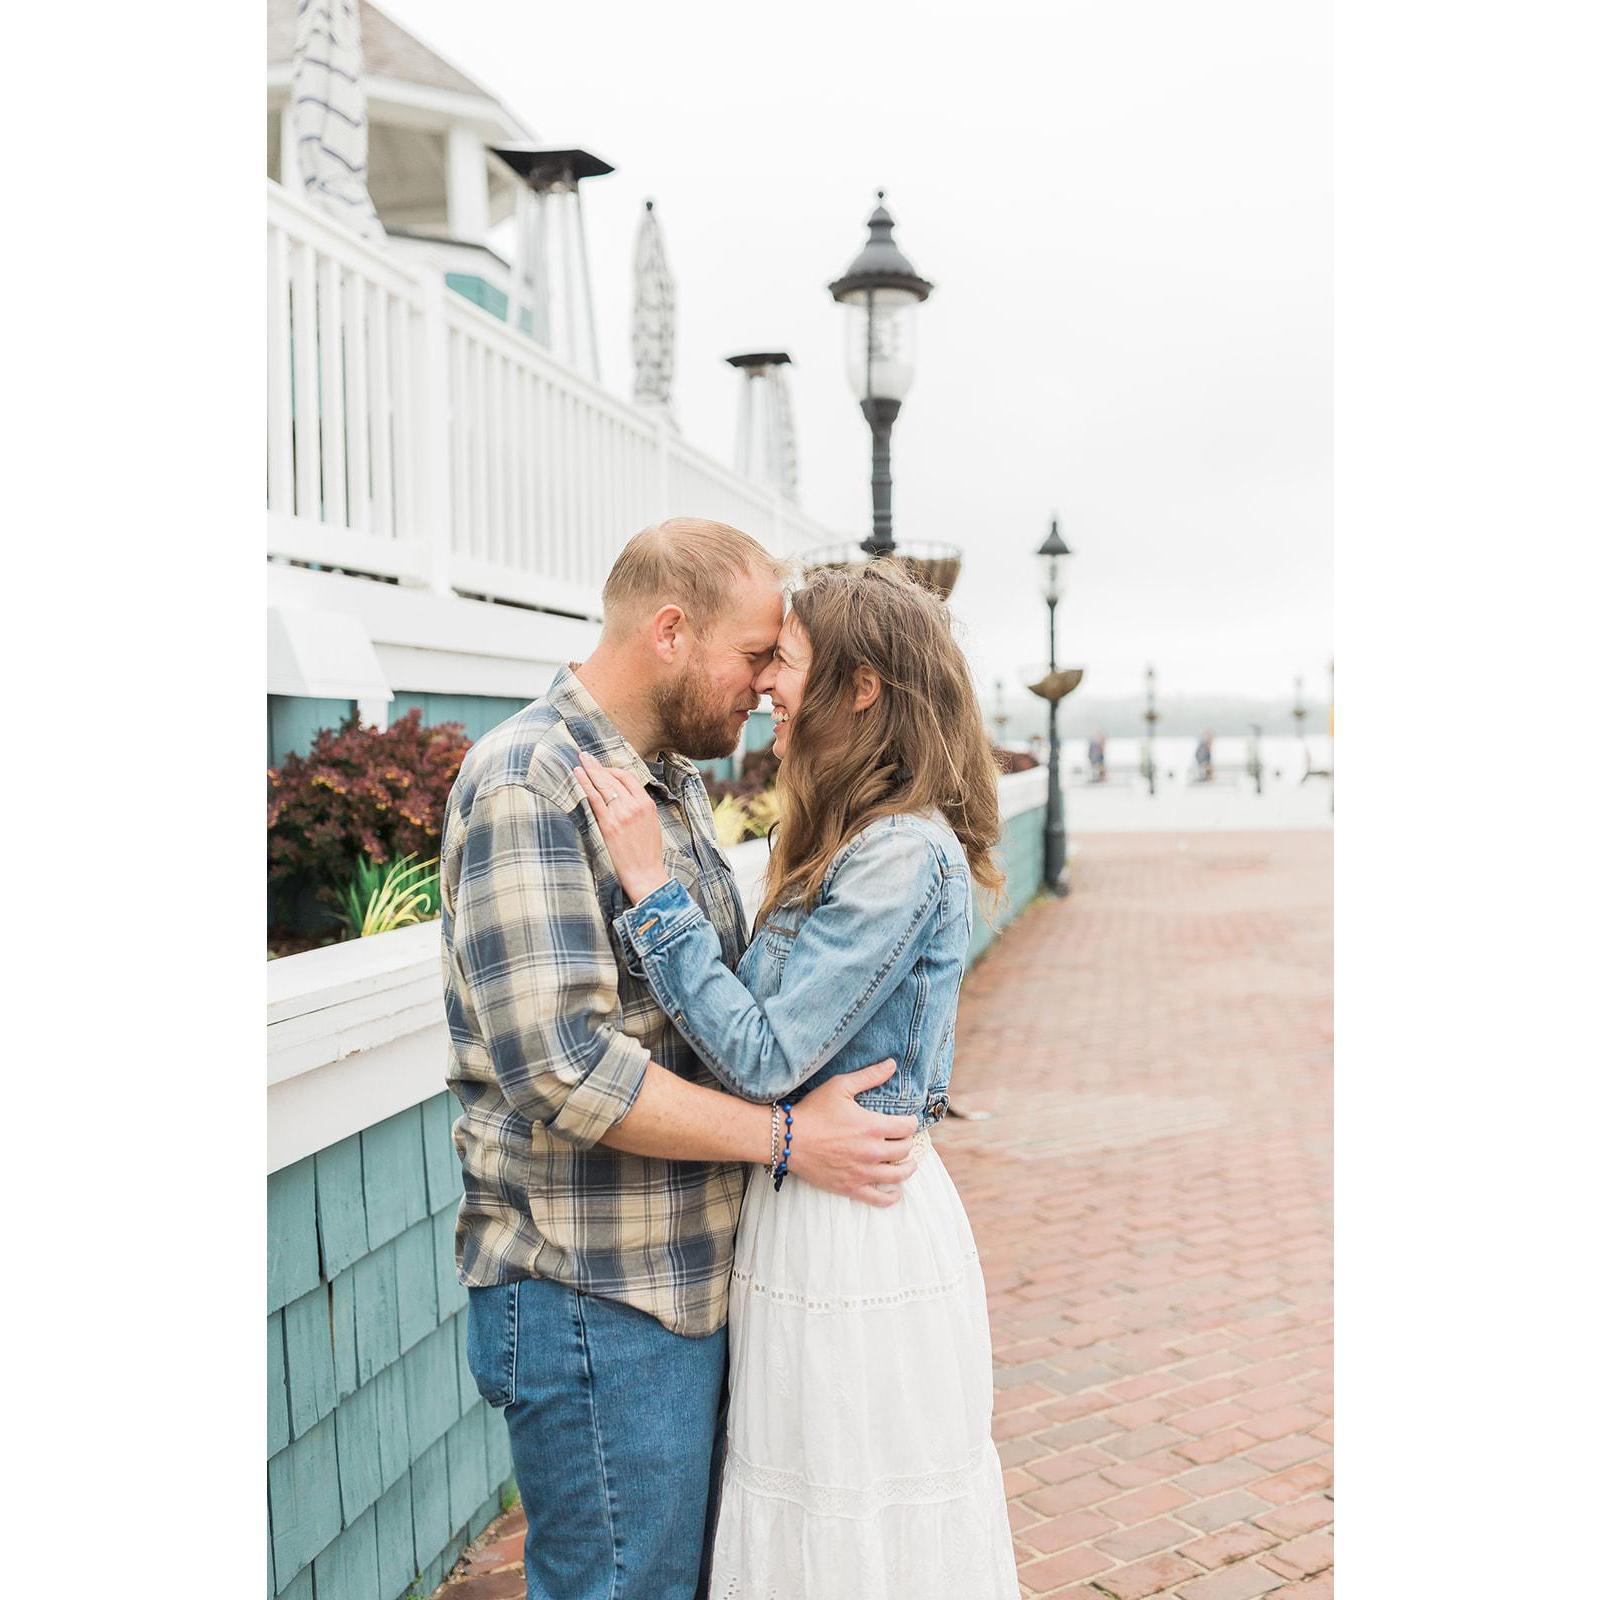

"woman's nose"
[752,659,777,694]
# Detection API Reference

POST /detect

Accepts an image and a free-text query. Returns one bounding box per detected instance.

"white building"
[265,0,826,765]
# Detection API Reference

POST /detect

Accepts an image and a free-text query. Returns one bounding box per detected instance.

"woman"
[574,561,1020,1599]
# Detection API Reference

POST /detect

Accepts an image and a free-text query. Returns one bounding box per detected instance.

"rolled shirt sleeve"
[452,783,650,1149]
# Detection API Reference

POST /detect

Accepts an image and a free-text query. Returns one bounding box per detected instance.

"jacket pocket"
[465,1281,518,1409]
[759,905,804,978]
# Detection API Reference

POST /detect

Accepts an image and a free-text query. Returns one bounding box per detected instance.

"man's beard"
[653,656,744,761]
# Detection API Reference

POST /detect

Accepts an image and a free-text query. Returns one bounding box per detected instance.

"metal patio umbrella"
[290,0,383,241]
[632,199,677,425]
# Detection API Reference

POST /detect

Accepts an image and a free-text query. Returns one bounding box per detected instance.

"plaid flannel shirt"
[441,666,750,1336]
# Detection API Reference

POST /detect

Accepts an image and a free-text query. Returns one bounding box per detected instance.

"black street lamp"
[1292,674,1308,780]
[1327,658,1335,815]
[1029,518,1076,895]
[829,192,933,558]
[992,678,1009,746]
[1142,665,1160,796]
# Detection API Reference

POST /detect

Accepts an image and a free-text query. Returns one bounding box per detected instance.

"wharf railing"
[266,180,834,616]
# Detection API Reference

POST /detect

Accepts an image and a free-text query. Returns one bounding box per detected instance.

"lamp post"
[992,678,1009,747]
[1032,519,1074,895]
[1327,658,1335,816]
[1292,674,1308,780]
[1142,665,1159,796]
[829,192,933,557]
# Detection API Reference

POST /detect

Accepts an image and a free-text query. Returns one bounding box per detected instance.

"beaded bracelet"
[770,1100,794,1191]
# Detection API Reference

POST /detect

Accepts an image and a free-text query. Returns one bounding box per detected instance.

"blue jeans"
[466,1277,728,1600]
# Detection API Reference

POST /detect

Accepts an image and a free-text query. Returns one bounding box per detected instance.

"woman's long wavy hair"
[756,559,1004,931]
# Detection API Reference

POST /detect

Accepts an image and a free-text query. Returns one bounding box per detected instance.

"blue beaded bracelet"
[772,1100,794,1191]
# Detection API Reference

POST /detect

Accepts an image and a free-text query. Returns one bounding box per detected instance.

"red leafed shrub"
[268,710,471,908]
[992,746,1039,775]
[703,740,781,807]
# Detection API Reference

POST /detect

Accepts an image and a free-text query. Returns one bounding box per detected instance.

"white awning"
[267,607,392,701]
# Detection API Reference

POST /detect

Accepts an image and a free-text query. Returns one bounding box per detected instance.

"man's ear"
[649,604,688,664]
[853,665,881,713]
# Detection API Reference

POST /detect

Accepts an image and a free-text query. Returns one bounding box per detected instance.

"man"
[1088,728,1107,784]
[441,518,918,1600]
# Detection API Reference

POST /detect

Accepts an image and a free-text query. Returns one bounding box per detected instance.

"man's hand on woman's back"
[789,1057,918,1208]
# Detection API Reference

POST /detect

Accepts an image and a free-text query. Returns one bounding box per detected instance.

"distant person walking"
[1088,729,1107,784]
[1195,729,1215,783]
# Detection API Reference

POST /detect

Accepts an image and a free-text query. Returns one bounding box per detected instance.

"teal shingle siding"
[283,1284,338,1439]
[269,1413,342,1580]
[270,692,527,773]
[361,1107,428,1249]
[403,1323,459,1458]
[313,1502,380,1600]
[334,1375,386,1528]
[445,273,510,323]
[395,1218,439,1353]
[268,1159,319,1313]
[268,1311,290,1456]
[409,1436,450,1577]
[352,1239,400,1387]
[446,1407,490,1532]
[316,1135,369,1278]
[390,692,527,745]
[269,695,357,768]
[267,1090,513,1599]
[420,1095,459,1214]
[967,799,1048,966]
[374,1475,417,1598]
[330,1268,359,1401]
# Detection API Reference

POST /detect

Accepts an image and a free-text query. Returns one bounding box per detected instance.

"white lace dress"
[708,1129,1020,1599]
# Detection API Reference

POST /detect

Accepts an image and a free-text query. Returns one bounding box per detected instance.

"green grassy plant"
[334,852,441,939]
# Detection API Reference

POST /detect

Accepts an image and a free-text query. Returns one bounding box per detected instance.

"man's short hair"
[602,517,788,633]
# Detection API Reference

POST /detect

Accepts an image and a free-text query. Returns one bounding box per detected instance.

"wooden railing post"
[767,486,788,560]
[413,269,455,593]
[654,414,673,520]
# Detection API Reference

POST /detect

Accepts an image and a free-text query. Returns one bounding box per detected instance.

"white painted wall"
[445,124,490,244]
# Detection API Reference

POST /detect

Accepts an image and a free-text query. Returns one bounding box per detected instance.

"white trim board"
[268,563,601,698]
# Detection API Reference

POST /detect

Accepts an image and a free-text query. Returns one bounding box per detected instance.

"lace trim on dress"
[729,1245,979,1315]
[724,1444,997,1520]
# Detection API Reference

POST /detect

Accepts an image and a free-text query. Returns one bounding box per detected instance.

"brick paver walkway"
[437,829,1333,1599]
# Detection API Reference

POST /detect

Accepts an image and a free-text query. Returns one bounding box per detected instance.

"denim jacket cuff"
[614,877,702,965]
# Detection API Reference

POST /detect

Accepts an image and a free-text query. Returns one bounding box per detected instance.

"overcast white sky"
[378,0,1331,702]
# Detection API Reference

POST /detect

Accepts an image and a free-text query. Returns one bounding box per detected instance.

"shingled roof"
[267,0,501,103]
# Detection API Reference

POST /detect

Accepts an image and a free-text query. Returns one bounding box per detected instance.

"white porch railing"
[267,180,837,616]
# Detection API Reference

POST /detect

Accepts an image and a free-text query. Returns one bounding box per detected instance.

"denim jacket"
[614,811,972,1127]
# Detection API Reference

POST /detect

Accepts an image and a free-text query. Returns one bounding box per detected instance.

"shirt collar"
[548,664,699,799]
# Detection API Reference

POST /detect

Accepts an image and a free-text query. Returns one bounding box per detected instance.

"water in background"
[1054,735,1333,787]
[1035,736,1336,834]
